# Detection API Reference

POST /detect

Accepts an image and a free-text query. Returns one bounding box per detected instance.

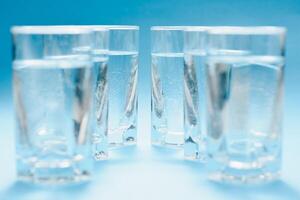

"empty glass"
[105,26,139,147]
[183,27,209,160]
[151,26,185,147]
[12,26,96,184]
[205,27,286,184]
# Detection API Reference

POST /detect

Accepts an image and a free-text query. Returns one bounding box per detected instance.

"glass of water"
[88,26,109,160]
[12,26,96,184]
[105,26,139,147]
[205,26,286,184]
[183,26,209,160]
[151,26,185,147]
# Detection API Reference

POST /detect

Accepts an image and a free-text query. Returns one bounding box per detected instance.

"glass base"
[17,156,93,185]
[209,171,280,185]
[184,153,207,162]
[18,172,91,185]
[92,135,109,161]
[109,139,137,148]
[108,125,137,148]
[93,151,109,161]
[152,128,184,148]
[208,157,281,185]
[184,137,206,161]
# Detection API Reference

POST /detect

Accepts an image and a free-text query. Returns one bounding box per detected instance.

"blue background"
[1,0,300,200]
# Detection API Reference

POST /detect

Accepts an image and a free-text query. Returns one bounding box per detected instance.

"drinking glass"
[151,26,185,147]
[183,27,209,160]
[105,26,139,147]
[12,26,96,184]
[89,26,109,160]
[205,26,286,184]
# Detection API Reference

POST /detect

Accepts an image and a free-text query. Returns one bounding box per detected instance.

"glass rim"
[208,26,286,35]
[151,26,188,31]
[184,26,211,32]
[11,26,93,35]
[59,25,109,31]
[99,25,139,30]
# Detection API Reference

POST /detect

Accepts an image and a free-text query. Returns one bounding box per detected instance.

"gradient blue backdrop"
[0,0,300,200]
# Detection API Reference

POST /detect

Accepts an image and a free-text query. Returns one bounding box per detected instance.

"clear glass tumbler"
[12,26,96,184]
[205,27,286,184]
[105,26,139,147]
[183,27,209,160]
[89,27,109,160]
[151,26,185,147]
